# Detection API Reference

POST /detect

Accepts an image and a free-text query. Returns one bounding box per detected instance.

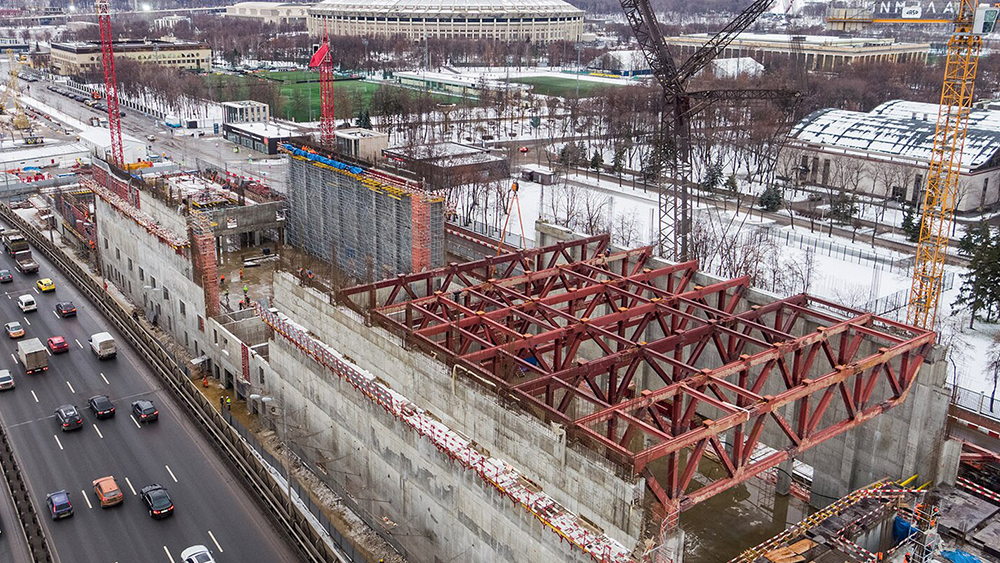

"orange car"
[92,476,124,508]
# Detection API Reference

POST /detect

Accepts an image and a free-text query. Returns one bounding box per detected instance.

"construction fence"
[951,384,1000,423]
[765,226,922,279]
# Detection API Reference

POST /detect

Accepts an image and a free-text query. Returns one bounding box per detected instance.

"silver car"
[0,369,14,390]
[180,545,215,563]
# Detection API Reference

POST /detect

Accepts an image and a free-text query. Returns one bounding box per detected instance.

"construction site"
[2,0,1000,562]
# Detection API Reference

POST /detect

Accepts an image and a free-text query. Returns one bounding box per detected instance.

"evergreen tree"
[725,174,738,193]
[953,222,1000,327]
[759,184,783,212]
[590,151,603,170]
[611,148,625,176]
[701,162,723,191]
[358,109,372,129]
[901,205,920,242]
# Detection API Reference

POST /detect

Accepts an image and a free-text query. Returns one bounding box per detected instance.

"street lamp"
[252,393,293,520]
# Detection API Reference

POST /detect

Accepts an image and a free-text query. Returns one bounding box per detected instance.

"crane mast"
[96,0,124,166]
[907,0,981,329]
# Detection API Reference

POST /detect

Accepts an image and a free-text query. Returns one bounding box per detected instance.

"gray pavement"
[0,227,299,563]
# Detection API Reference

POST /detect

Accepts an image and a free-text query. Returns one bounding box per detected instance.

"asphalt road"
[0,235,298,562]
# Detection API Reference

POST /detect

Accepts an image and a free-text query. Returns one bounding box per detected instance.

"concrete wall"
[270,272,644,549]
[534,221,957,509]
[96,196,210,361]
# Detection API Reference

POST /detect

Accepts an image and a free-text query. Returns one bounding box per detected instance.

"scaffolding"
[341,235,937,519]
[189,210,220,318]
[285,145,444,281]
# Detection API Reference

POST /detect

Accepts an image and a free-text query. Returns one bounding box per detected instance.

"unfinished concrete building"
[285,144,445,281]
[78,157,285,362]
[229,220,957,563]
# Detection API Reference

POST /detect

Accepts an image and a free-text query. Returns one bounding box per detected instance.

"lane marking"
[52,311,58,319]
[30,390,38,403]
[10,353,16,363]
[101,373,109,385]
[165,465,177,483]
[76,339,83,349]
[82,490,93,509]
[66,381,75,394]
[22,317,29,326]
[53,434,63,450]
[208,530,223,553]
[46,348,52,356]
[163,546,175,563]
[93,424,103,439]
[130,415,141,429]
[33,287,39,294]
[125,476,136,496]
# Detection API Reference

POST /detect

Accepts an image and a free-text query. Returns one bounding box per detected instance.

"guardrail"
[0,408,53,562]
[0,203,346,563]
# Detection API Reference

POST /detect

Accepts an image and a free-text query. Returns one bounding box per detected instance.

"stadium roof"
[790,102,1000,172]
[311,0,584,16]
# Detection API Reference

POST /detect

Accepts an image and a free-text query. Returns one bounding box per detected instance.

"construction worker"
[243,284,249,295]
[220,396,225,410]
[226,396,232,410]
[297,267,304,278]
[239,268,243,280]
[306,270,314,280]
[220,273,225,285]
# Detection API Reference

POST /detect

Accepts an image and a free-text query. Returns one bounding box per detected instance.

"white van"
[89,332,116,359]
[17,295,36,313]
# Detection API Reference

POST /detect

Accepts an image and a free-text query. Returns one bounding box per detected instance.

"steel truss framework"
[342,235,936,516]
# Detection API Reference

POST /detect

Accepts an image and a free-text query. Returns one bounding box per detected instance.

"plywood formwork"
[342,234,937,519]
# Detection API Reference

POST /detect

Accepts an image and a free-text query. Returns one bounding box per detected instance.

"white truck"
[89,332,116,359]
[17,338,48,374]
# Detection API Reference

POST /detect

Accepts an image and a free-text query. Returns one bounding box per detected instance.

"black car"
[55,405,83,431]
[131,400,158,422]
[0,269,12,283]
[46,490,73,519]
[56,301,77,317]
[88,395,115,419]
[140,484,173,519]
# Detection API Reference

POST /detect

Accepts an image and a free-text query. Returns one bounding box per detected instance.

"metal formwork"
[342,235,937,517]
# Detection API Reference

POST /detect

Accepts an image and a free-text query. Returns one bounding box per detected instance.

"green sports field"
[509,75,622,98]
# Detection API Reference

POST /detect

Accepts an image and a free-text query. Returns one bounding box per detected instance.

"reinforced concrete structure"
[285,143,444,281]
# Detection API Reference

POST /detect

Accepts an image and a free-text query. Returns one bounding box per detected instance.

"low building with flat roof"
[225,2,310,25]
[223,122,306,154]
[223,100,271,124]
[664,32,929,71]
[334,128,388,163]
[50,39,212,76]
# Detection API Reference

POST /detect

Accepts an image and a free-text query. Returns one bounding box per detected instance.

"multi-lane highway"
[0,230,299,562]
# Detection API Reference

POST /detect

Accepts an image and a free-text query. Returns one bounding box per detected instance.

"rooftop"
[227,121,300,137]
[311,0,584,16]
[668,32,928,49]
[790,102,1000,171]
[52,39,209,53]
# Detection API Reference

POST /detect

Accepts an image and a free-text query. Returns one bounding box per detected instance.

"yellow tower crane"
[828,1,999,329]
[1,49,32,131]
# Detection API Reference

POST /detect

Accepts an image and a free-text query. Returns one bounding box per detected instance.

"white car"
[180,545,215,563]
[0,369,14,390]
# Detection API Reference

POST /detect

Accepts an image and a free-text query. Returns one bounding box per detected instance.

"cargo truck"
[13,250,38,274]
[1,230,28,256]
[17,338,47,374]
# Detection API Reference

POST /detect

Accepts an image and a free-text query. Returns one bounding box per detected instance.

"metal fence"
[223,410,367,563]
[765,226,925,279]
[951,384,1000,423]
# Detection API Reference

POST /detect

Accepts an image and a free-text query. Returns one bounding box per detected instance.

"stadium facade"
[308,0,584,43]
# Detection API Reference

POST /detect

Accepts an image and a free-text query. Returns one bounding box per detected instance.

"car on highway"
[55,405,83,431]
[5,321,24,338]
[88,394,115,419]
[0,269,12,283]
[47,336,69,353]
[92,476,124,508]
[56,301,76,317]
[140,484,174,519]
[0,369,14,391]
[45,336,69,354]
[132,400,159,422]
[181,545,216,563]
[45,490,73,519]
[17,295,36,313]
[36,278,55,292]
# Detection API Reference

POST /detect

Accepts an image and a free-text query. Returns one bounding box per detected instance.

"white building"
[706,57,764,79]
[0,142,89,170]
[788,100,1000,212]
[308,0,584,43]
[77,127,145,165]
[222,100,271,124]
[154,15,191,30]
[225,2,311,25]
[587,50,649,77]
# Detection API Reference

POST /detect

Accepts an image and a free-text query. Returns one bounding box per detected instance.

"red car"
[519,146,530,153]
[47,336,69,354]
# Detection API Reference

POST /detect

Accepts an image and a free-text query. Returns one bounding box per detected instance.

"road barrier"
[0,203,347,563]
[0,409,54,562]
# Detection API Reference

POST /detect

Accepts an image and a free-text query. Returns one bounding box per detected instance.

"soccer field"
[509,75,622,98]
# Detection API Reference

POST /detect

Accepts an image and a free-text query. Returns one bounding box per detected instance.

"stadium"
[307,0,585,43]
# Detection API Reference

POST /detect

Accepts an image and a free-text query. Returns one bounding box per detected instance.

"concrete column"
[776,458,793,496]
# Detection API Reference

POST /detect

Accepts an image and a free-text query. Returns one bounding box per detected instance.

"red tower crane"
[309,31,335,146]
[96,0,124,165]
